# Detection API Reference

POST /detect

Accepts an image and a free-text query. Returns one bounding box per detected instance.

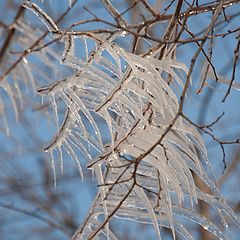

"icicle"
[93,162,109,238]
[22,1,58,32]
[58,90,88,143]
[0,97,10,136]
[68,134,92,161]
[61,34,74,63]
[103,42,122,78]
[118,94,148,126]
[172,206,228,240]
[83,37,89,61]
[63,140,84,181]
[50,151,57,187]
[217,209,231,240]
[41,95,44,105]
[65,88,103,149]
[196,190,240,228]
[1,83,19,122]
[50,94,59,135]
[14,82,23,110]
[57,146,64,174]
[134,185,162,240]
[22,57,36,93]
[197,61,240,93]
[99,108,114,150]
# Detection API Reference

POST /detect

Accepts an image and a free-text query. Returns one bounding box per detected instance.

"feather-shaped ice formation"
[17,2,240,239]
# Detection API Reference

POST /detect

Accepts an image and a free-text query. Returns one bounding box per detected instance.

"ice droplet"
[121,31,127,37]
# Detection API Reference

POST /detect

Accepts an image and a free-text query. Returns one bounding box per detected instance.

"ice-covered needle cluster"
[21,2,240,239]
